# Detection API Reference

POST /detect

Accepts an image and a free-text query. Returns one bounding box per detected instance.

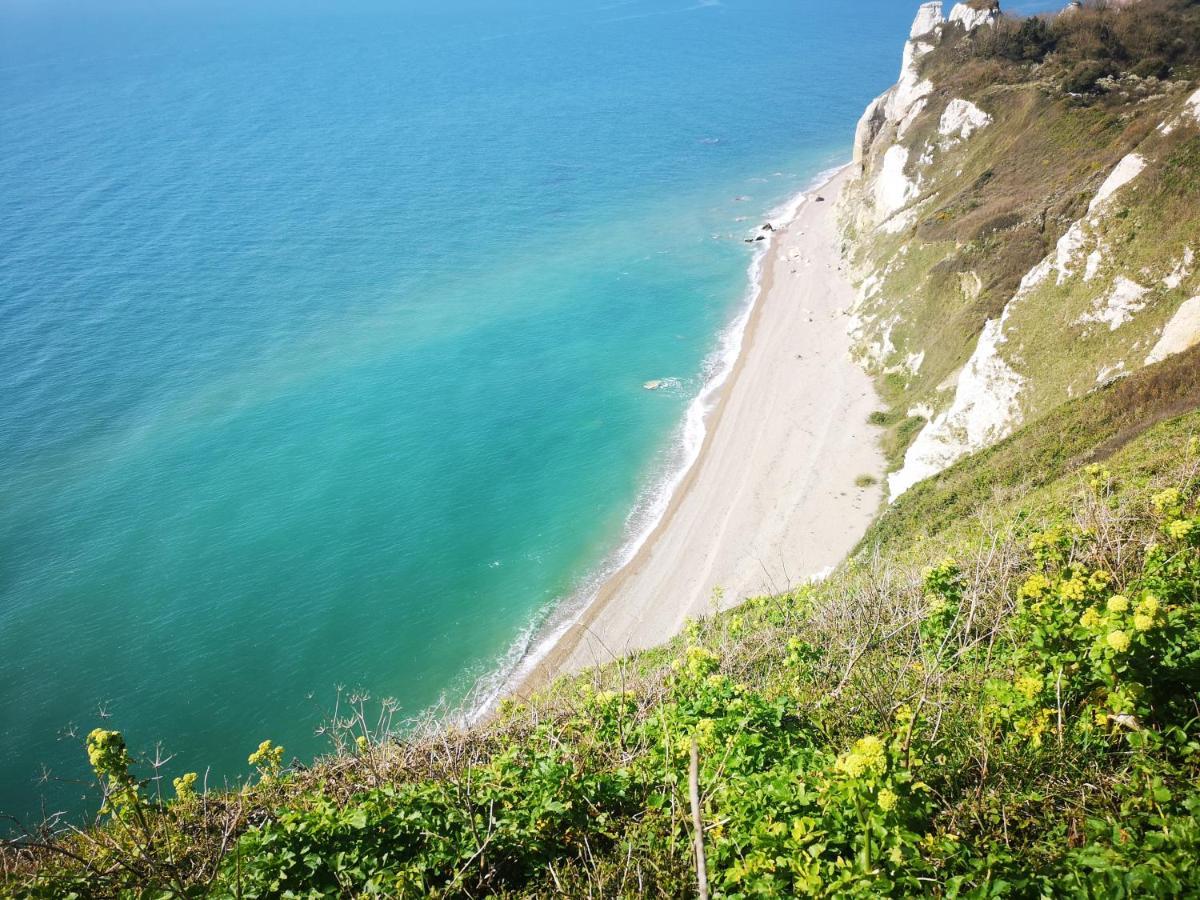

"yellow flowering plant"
[1151,488,1185,521]
[681,645,721,680]
[996,489,1199,750]
[1019,572,1053,602]
[1084,463,1114,495]
[921,559,963,654]
[86,728,142,818]
[1028,526,1080,568]
[173,771,198,802]
[822,727,928,878]
[248,739,286,783]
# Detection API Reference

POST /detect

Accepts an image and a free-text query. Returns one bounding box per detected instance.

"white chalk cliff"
[850,3,1000,229]
[948,2,1000,32]
[853,3,944,176]
[887,148,1153,499]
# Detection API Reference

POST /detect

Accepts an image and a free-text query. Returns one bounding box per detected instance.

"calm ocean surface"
[0,0,1050,822]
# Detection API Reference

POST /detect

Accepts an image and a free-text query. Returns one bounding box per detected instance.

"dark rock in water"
[762,223,775,231]
[754,235,766,242]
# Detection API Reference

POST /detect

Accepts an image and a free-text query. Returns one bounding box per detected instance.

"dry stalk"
[688,738,709,900]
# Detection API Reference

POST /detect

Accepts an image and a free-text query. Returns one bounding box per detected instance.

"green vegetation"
[978,0,1200,90]
[855,474,879,489]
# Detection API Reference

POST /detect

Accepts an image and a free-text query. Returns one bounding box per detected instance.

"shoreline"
[476,162,883,710]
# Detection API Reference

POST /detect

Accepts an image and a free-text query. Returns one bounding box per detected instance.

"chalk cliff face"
[840,2,1200,499]
[849,2,998,230]
[948,2,1000,31]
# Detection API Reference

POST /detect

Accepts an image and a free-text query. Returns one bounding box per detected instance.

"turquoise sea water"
[0,0,1050,823]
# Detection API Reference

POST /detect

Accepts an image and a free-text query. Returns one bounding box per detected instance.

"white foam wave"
[457,163,849,724]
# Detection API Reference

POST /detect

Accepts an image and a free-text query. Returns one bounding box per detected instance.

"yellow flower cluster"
[1167,518,1195,541]
[1015,673,1043,701]
[877,787,898,812]
[1028,529,1063,554]
[1059,578,1086,602]
[1107,630,1130,653]
[1132,593,1161,632]
[1151,488,1183,519]
[683,645,721,678]
[173,771,198,800]
[1084,463,1113,492]
[1020,573,1052,600]
[1095,591,1163,638]
[86,729,131,780]
[694,717,718,751]
[1079,608,1101,628]
[86,728,140,815]
[248,739,285,772]
[836,735,887,778]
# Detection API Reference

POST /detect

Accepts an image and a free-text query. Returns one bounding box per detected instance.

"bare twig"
[688,738,709,900]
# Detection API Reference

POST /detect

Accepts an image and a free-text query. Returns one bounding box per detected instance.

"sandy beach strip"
[514,166,884,693]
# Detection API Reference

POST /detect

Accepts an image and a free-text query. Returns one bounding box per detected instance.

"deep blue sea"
[0,0,1053,824]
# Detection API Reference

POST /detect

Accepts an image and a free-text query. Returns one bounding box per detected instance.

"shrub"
[1062,58,1114,93]
[1131,55,1170,78]
[982,16,1057,62]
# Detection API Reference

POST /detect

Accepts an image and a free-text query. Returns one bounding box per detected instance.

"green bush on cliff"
[980,0,1200,80]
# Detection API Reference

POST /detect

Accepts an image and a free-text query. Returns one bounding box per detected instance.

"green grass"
[881,415,928,473]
